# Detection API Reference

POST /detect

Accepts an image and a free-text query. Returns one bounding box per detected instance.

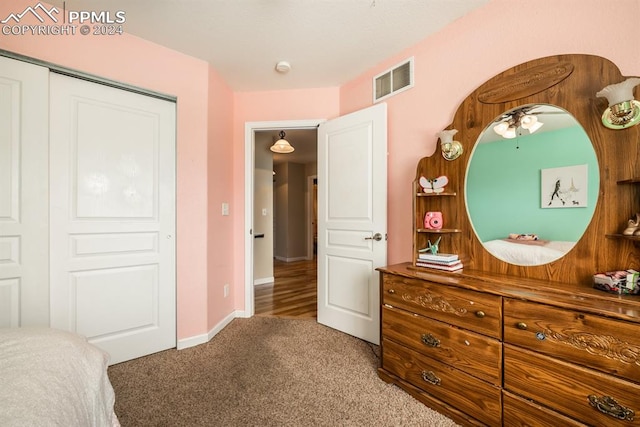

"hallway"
[254,258,317,318]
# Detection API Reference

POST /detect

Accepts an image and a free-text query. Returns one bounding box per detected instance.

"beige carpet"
[108,317,460,426]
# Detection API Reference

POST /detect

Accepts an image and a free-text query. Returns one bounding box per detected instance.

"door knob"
[365,233,383,241]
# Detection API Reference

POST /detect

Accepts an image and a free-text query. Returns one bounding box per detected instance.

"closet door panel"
[49,73,176,364]
[0,57,49,327]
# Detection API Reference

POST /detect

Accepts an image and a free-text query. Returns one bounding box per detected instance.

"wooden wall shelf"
[617,178,640,184]
[417,228,462,234]
[606,234,640,241]
[416,192,457,197]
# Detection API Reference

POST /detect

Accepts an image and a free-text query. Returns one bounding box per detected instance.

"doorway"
[253,127,318,317]
[244,120,323,317]
[246,104,387,343]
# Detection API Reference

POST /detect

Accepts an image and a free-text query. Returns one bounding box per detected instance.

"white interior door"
[317,103,387,344]
[49,73,176,365]
[0,57,49,328]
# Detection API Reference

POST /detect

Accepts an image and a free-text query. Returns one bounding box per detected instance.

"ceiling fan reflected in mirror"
[493,106,546,139]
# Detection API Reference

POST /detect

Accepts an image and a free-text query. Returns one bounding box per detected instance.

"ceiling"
[48,0,489,91]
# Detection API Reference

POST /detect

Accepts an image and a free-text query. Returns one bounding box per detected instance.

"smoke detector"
[275,61,291,73]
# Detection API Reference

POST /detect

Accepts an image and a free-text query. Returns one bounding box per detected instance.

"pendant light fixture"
[270,131,295,153]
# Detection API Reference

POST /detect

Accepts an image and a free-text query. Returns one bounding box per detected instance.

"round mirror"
[465,104,599,266]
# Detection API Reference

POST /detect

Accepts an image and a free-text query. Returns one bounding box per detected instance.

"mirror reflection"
[465,104,599,266]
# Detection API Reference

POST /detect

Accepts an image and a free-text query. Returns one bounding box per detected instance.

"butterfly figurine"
[419,175,449,193]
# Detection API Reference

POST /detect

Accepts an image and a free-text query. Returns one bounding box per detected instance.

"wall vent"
[373,57,414,103]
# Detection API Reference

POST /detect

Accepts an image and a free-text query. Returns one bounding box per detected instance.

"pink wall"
[0,0,212,340]
[207,67,235,328]
[4,0,640,342]
[340,0,640,264]
[232,88,340,309]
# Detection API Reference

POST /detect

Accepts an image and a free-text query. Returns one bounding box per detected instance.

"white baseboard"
[234,310,249,318]
[274,256,308,262]
[176,310,238,350]
[176,332,209,350]
[254,276,274,286]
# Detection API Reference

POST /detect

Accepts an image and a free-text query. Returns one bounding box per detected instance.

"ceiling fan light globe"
[493,122,509,135]
[503,127,517,139]
[520,114,537,129]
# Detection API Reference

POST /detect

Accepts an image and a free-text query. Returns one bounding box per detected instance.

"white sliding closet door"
[49,74,176,365]
[0,57,49,328]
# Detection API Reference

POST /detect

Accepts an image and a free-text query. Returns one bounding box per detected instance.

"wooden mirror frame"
[415,54,640,284]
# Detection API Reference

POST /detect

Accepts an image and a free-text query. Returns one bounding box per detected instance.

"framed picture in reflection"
[541,164,587,208]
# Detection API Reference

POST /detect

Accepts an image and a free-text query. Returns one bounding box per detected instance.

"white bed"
[483,239,576,265]
[0,327,120,427]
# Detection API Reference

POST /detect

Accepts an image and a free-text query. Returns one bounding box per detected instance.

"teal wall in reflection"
[466,125,599,242]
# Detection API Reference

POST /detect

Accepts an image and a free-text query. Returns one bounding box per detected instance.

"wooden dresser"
[380,54,640,426]
[377,263,640,427]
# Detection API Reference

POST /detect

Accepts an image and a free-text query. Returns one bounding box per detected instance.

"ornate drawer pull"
[516,322,527,330]
[387,289,395,294]
[475,311,485,318]
[588,395,635,421]
[421,333,441,348]
[421,370,441,386]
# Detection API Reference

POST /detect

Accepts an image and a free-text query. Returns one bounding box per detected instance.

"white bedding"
[483,239,576,265]
[0,327,120,427]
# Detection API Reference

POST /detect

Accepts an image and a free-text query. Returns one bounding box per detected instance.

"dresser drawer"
[382,338,502,426]
[382,274,502,339]
[504,298,640,383]
[382,305,501,385]
[505,344,640,426]
[503,390,586,427]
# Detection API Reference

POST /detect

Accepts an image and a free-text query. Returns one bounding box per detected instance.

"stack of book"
[416,252,463,272]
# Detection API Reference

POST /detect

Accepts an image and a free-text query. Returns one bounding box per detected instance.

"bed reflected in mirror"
[465,104,600,266]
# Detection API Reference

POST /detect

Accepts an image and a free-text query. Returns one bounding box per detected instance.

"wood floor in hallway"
[255,258,317,318]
